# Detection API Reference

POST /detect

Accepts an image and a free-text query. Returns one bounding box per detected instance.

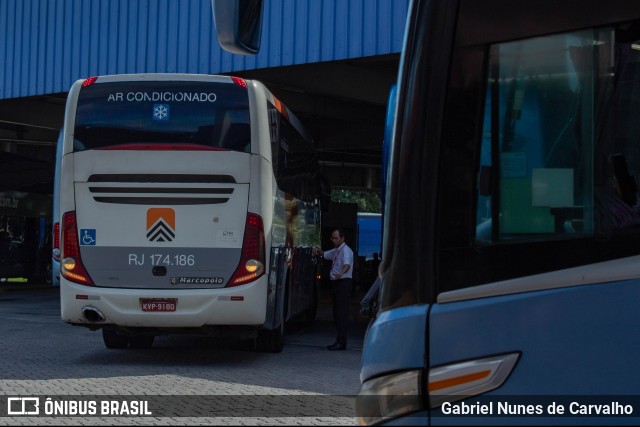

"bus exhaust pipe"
[83,306,105,323]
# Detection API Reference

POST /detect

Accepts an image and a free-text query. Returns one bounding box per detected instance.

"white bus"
[58,74,327,352]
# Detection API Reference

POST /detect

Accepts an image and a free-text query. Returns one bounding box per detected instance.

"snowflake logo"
[153,104,169,120]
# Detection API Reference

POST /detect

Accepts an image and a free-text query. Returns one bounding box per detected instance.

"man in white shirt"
[313,228,354,350]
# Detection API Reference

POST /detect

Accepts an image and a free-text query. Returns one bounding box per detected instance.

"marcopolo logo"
[146,208,176,242]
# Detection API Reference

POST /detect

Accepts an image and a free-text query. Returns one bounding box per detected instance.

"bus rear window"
[74,81,251,152]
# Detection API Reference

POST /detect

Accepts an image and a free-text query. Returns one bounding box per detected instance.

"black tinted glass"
[74,81,250,152]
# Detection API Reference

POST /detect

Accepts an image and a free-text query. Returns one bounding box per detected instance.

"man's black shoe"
[327,343,346,351]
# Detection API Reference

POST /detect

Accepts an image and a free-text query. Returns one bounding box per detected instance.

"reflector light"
[231,271,260,284]
[231,76,247,88]
[429,370,491,392]
[273,97,290,120]
[82,76,98,87]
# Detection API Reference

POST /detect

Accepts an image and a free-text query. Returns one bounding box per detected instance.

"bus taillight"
[82,76,98,87]
[228,213,265,286]
[61,211,94,286]
[231,76,247,88]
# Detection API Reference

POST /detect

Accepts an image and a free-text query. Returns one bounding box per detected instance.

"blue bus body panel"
[360,304,428,383]
[428,280,640,425]
[384,411,429,425]
[357,215,382,260]
[431,415,638,426]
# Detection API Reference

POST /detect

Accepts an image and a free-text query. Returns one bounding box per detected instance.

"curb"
[0,283,58,293]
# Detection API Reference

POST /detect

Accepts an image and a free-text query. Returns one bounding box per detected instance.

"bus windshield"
[74,81,251,152]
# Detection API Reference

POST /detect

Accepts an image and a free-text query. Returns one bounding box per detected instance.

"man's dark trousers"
[331,278,353,346]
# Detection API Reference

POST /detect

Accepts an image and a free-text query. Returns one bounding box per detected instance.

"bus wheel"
[256,321,284,353]
[102,329,129,349]
[129,334,155,349]
[256,277,288,352]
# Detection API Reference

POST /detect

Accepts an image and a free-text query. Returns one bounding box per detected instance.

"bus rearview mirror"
[212,0,264,55]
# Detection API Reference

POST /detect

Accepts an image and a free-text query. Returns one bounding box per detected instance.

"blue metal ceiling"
[0,0,408,100]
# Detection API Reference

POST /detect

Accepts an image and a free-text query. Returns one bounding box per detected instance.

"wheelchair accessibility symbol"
[80,229,96,246]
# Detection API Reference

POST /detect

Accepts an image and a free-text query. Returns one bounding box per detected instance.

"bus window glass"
[475,27,640,243]
[270,102,320,203]
[74,81,250,152]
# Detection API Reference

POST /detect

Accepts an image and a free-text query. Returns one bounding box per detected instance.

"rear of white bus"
[58,74,271,347]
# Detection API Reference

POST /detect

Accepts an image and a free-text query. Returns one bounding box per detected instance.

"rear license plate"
[140,298,177,312]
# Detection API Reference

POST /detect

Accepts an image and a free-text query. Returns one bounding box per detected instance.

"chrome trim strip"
[438,254,640,303]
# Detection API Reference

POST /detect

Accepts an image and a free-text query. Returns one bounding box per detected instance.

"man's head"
[331,228,345,247]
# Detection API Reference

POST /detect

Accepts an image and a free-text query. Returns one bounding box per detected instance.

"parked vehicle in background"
[51,131,62,287]
[356,213,382,262]
[356,212,381,291]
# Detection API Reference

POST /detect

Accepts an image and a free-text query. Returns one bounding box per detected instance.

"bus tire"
[129,334,155,349]
[102,329,129,349]
[257,278,287,353]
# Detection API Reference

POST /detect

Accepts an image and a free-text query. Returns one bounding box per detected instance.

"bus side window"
[269,107,279,175]
[476,25,640,244]
[476,29,601,242]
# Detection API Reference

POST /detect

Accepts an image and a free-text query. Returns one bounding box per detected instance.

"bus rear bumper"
[60,276,268,328]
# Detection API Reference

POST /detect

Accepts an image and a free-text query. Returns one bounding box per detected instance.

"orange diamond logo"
[146,208,175,242]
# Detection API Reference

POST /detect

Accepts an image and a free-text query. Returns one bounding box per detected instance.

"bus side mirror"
[211,0,264,55]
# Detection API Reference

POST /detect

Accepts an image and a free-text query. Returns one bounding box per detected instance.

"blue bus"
[214,0,640,424]
[356,0,640,424]
[357,213,382,261]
